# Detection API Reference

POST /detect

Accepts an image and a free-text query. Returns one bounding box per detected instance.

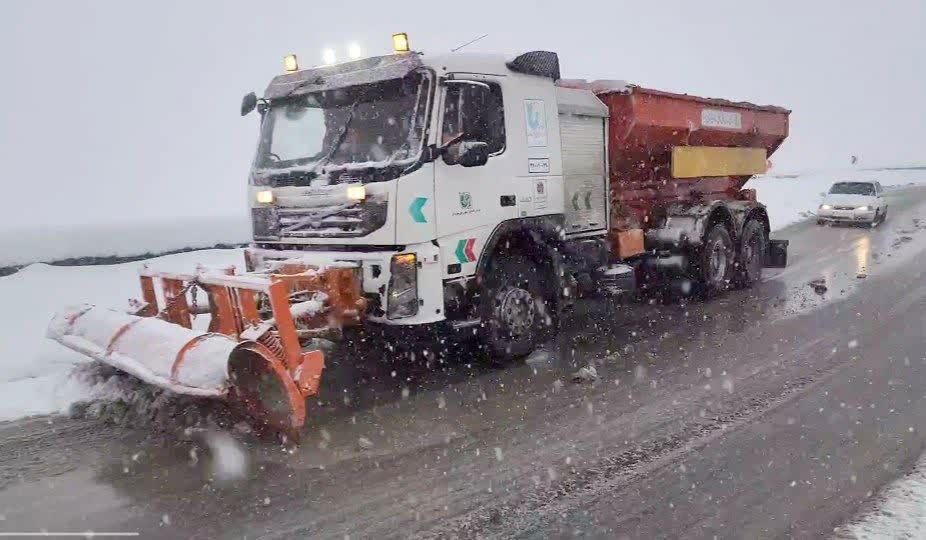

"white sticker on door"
[524,99,547,147]
[534,178,548,209]
[528,158,550,173]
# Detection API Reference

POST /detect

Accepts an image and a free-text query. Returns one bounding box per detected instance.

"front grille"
[834,205,856,211]
[277,199,388,238]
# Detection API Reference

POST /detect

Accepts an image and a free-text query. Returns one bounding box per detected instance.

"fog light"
[256,190,274,204]
[387,253,418,319]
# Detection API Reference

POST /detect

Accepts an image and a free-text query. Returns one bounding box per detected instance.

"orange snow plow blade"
[47,261,365,436]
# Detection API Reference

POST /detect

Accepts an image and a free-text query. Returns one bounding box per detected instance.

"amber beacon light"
[392,32,409,53]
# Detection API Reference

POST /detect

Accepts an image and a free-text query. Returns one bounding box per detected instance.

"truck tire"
[735,219,767,288]
[481,256,550,360]
[698,224,735,293]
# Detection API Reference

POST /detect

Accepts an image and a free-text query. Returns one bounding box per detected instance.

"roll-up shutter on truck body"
[556,86,609,235]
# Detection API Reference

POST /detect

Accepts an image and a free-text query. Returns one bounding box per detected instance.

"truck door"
[433,76,517,275]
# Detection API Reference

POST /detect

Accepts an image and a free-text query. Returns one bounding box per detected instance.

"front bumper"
[818,208,876,222]
[245,243,445,326]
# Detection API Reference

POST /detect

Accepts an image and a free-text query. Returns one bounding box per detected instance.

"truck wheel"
[482,256,549,360]
[699,224,735,293]
[735,220,767,288]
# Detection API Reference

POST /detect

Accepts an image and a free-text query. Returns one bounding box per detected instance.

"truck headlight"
[387,253,418,319]
[256,190,274,204]
[346,185,366,201]
[819,204,832,210]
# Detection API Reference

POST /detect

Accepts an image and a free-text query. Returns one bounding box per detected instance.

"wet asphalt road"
[2,186,926,539]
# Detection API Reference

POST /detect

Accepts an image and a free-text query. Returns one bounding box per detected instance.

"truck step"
[596,264,636,296]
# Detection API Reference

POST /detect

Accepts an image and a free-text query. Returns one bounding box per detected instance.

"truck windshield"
[254,71,431,183]
[829,182,875,195]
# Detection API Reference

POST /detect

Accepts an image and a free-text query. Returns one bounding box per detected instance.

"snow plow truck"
[48,35,790,437]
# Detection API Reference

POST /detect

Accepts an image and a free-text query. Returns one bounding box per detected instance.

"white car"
[817,181,888,226]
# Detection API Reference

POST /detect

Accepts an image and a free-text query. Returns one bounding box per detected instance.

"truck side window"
[441,82,505,155]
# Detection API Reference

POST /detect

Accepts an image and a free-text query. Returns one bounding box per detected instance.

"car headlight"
[387,253,418,319]
[856,206,869,211]
[819,204,832,210]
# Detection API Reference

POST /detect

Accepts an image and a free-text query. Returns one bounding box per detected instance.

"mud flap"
[764,239,789,268]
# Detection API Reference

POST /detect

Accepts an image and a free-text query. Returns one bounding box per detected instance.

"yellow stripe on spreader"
[671,147,768,178]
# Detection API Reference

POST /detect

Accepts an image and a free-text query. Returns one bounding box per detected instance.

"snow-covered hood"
[822,193,876,207]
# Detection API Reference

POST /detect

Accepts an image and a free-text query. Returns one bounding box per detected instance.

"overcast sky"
[1,0,923,228]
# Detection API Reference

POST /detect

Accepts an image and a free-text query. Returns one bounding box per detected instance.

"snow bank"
[746,167,926,231]
[0,249,242,421]
[0,216,248,267]
[837,453,926,538]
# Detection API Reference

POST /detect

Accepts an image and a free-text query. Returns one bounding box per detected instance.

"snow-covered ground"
[745,167,926,231]
[0,249,241,420]
[1,167,926,421]
[0,216,248,268]
[835,454,926,539]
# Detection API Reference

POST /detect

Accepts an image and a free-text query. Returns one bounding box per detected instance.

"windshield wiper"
[305,102,358,178]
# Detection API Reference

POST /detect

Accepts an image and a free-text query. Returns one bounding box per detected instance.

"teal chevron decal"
[409,197,428,223]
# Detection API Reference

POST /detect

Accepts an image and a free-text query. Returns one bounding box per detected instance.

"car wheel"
[869,210,881,228]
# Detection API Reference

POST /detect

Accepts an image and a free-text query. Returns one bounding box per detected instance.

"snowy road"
[2,185,926,538]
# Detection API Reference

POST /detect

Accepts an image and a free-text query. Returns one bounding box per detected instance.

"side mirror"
[241,92,258,116]
[443,141,489,167]
[819,192,827,197]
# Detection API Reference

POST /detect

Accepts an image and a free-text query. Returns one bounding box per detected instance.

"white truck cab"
[243,49,618,356]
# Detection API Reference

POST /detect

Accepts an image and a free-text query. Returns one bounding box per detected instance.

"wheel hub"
[708,239,728,281]
[494,286,536,337]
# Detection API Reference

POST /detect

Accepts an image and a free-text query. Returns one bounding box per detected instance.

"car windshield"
[254,71,430,181]
[829,182,875,195]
